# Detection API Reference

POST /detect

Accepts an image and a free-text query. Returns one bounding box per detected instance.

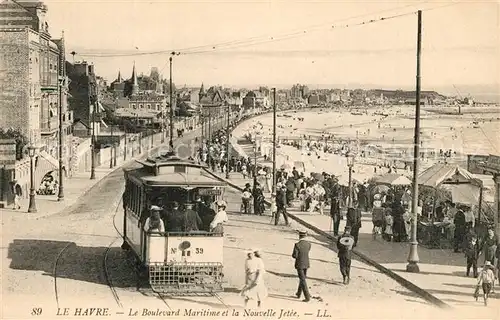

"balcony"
[40,117,58,134]
[40,73,59,91]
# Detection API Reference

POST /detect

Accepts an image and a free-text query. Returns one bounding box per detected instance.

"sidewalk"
[0,124,202,222]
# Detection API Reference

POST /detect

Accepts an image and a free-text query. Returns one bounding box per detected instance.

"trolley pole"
[406,10,422,273]
[169,55,174,151]
[225,104,230,179]
[272,88,277,194]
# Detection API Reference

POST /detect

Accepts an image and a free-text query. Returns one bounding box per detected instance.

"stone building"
[0,0,72,157]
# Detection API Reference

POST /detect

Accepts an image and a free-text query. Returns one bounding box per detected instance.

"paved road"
[2,126,459,320]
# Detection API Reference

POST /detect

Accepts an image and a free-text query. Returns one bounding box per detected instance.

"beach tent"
[418,164,475,188]
[374,173,412,186]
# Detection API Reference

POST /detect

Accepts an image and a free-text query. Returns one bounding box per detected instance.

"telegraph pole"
[57,31,65,201]
[169,55,174,150]
[272,88,277,194]
[406,10,422,273]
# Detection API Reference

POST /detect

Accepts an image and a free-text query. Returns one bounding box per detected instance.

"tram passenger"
[210,200,228,233]
[165,201,183,232]
[144,206,165,232]
[198,197,217,231]
[182,202,203,232]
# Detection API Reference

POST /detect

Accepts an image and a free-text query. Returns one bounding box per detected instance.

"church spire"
[131,62,139,95]
[117,70,122,83]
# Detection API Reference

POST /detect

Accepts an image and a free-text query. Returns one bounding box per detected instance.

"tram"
[121,153,228,294]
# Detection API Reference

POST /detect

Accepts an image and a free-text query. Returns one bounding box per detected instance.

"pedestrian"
[11,180,22,210]
[464,227,479,278]
[474,261,496,306]
[275,184,289,226]
[346,207,361,247]
[330,196,341,237]
[384,210,394,242]
[241,249,268,308]
[372,194,384,239]
[241,186,252,214]
[337,226,355,284]
[454,207,466,252]
[292,230,311,302]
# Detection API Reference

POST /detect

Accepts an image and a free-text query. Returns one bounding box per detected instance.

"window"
[131,104,136,109]
[156,104,160,110]
[139,104,143,109]
[147,104,151,109]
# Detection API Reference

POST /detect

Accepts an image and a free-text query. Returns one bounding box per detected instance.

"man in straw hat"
[337,226,354,285]
[292,230,311,302]
[474,261,496,306]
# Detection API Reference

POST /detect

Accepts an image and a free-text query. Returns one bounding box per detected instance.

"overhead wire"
[77,1,458,59]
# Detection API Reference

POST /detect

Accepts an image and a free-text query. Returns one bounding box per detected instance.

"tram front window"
[143,187,217,233]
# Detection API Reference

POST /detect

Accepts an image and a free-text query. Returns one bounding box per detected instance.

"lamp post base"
[57,190,64,202]
[28,193,37,213]
[406,241,420,273]
[406,261,420,273]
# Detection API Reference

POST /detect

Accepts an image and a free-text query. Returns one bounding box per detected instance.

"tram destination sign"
[198,188,222,196]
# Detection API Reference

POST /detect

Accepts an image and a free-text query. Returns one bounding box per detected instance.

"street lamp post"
[57,77,65,201]
[272,88,277,194]
[253,142,257,188]
[406,10,423,273]
[27,145,37,213]
[346,153,355,207]
[90,89,96,180]
[225,104,230,179]
[169,55,174,150]
[113,142,117,167]
[110,125,114,168]
[208,108,212,165]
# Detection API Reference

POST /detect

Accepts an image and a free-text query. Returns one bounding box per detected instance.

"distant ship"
[351,111,364,116]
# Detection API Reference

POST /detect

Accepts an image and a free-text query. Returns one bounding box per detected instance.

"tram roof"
[125,153,227,188]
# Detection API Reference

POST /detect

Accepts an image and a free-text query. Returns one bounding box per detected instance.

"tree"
[0,128,29,160]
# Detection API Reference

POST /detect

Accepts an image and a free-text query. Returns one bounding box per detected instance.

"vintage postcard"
[1,0,499,319]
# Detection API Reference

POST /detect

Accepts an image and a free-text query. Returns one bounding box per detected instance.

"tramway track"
[102,237,124,308]
[53,241,76,309]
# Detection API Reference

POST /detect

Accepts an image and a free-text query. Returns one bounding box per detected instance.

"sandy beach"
[232,105,500,181]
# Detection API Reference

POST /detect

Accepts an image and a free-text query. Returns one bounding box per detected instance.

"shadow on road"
[266,270,340,286]
[7,239,139,289]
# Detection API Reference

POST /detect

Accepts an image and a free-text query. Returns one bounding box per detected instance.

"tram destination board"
[198,188,222,196]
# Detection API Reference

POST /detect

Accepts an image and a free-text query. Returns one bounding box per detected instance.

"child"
[474,261,496,306]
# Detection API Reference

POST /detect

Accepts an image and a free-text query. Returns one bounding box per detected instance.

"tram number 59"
[195,248,204,254]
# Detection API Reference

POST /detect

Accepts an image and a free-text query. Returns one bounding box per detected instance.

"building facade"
[0,0,72,158]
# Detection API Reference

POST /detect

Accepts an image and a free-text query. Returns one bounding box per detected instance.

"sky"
[43,0,499,92]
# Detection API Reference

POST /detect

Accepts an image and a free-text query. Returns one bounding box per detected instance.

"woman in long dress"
[241,249,268,308]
